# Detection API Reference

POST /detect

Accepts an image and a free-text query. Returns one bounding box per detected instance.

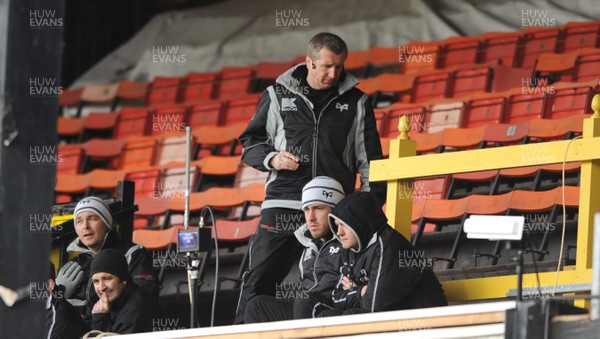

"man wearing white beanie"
[55,196,157,318]
[244,176,345,323]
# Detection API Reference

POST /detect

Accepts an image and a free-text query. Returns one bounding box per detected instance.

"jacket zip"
[310,96,339,178]
[309,238,337,292]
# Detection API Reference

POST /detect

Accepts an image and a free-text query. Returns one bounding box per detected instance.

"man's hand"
[92,292,111,314]
[55,261,84,299]
[269,151,300,171]
[341,275,356,291]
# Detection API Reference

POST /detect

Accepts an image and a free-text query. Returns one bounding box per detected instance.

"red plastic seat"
[114,108,150,139]
[450,66,492,99]
[125,169,161,198]
[149,106,187,136]
[385,102,427,137]
[119,138,157,169]
[218,66,254,99]
[562,21,600,53]
[439,36,481,68]
[344,50,370,78]
[411,70,451,103]
[181,72,218,103]
[482,120,530,147]
[117,80,148,103]
[368,46,401,76]
[545,85,593,119]
[480,31,523,67]
[573,48,600,82]
[520,28,562,68]
[187,100,222,128]
[221,94,260,126]
[83,112,119,132]
[57,116,84,138]
[505,92,547,123]
[400,41,440,73]
[85,138,127,170]
[56,144,84,175]
[146,76,182,106]
[491,64,534,93]
[255,61,294,80]
[463,95,506,128]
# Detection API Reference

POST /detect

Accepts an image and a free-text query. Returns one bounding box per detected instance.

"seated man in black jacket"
[320,192,447,316]
[55,196,157,316]
[89,249,153,334]
[244,176,345,323]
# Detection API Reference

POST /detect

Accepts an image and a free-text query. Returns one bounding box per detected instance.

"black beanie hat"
[90,249,129,282]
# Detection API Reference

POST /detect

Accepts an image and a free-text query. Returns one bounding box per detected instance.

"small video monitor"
[177,229,200,253]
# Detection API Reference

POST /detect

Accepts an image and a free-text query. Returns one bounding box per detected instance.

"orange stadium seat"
[155,165,199,200]
[371,73,415,106]
[526,116,573,142]
[116,80,148,106]
[55,172,91,196]
[439,36,481,68]
[146,76,182,106]
[254,61,294,91]
[193,122,246,156]
[450,65,492,99]
[133,196,169,229]
[463,95,506,128]
[413,195,470,246]
[196,155,241,190]
[410,130,444,154]
[181,72,218,103]
[482,120,530,147]
[56,144,85,175]
[113,108,151,139]
[187,100,223,129]
[149,106,188,136]
[218,66,255,99]
[83,138,127,171]
[367,46,401,76]
[411,70,451,103]
[443,191,513,268]
[345,50,370,78]
[520,28,563,67]
[220,94,260,127]
[490,166,542,194]
[440,125,486,152]
[480,31,523,67]
[82,111,119,139]
[505,91,547,123]
[400,41,440,73]
[87,169,126,195]
[59,87,84,115]
[562,21,600,52]
[124,169,161,198]
[534,51,579,82]
[57,116,84,140]
[446,170,499,199]
[545,85,593,119]
[491,64,534,93]
[119,138,157,169]
[573,48,600,82]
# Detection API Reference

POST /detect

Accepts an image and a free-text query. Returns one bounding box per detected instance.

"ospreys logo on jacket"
[239,63,384,211]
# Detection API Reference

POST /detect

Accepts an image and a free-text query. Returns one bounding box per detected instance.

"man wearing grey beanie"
[55,196,157,318]
[244,176,345,323]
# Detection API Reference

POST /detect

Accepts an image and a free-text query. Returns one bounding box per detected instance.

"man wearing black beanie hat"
[89,249,153,334]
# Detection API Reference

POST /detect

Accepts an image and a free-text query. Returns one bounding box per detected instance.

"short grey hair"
[307,32,348,61]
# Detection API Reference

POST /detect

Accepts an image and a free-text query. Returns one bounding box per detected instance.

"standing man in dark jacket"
[55,197,157,317]
[89,249,153,334]
[244,176,345,323]
[322,192,447,316]
[235,32,385,323]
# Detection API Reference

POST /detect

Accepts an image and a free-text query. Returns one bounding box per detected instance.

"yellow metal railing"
[370,94,600,304]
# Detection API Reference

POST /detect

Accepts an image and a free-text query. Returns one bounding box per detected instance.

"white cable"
[552,135,583,296]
